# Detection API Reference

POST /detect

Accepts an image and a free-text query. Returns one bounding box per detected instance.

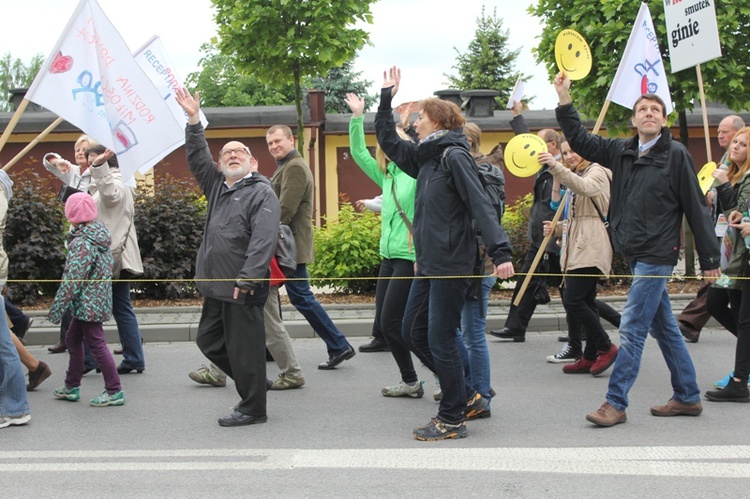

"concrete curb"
[19,294,713,347]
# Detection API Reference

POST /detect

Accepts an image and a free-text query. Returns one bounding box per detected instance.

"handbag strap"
[590,197,609,228]
[390,178,413,233]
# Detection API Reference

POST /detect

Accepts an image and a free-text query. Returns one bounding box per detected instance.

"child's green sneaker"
[90,390,125,407]
[53,386,80,401]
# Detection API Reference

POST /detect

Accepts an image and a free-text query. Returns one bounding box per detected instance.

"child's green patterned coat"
[48,220,114,324]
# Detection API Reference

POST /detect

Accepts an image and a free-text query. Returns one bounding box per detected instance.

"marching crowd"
[1,67,747,440]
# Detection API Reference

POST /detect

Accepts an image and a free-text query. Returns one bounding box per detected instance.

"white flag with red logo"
[25,0,184,180]
[606,3,673,114]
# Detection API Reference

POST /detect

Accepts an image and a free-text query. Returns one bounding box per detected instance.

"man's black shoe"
[558,335,569,342]
[359,337,390,353]
[218,410,268,427]
[318,346,356,370]
[679,324,700,343]
[488,327,525,342]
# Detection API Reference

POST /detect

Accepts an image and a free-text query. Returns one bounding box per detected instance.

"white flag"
[133,35,207,174]
[606,3,673,114]
[506,77,524,110]
[25,0,184,181]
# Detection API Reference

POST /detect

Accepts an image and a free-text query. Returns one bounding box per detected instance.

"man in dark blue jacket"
[553,73,720,427]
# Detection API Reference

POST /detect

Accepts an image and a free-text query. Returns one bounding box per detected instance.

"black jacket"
[510,114,556,251]
[375,88,512,276]
[186,123,281,304]
[556,103,719,269]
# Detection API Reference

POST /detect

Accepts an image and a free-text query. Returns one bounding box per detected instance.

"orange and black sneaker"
[413,418,467,441]
[465,391,491,420]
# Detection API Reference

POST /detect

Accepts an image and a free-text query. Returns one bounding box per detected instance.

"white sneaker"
[0,414,31,429]
[433,373,442,401]
[381,380,424,398]
[546,343,581,364]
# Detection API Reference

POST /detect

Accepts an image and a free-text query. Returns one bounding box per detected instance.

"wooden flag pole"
[513,189,569,306]
[513,106,608,307]
[695,64,712,162]
[2,117,64,172]
[0,98,30,154]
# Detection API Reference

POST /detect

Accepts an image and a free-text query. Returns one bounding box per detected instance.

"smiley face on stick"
[504,134,548,178]
[555,29,592,80]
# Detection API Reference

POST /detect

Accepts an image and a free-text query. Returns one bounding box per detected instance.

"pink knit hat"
[65,192,98,224]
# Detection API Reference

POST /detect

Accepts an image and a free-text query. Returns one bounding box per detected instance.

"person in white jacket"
[84,144,146,375]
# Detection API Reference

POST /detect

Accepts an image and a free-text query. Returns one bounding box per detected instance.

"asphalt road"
[2,328,748,498]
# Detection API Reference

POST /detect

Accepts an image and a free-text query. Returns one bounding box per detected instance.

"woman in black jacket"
[374,66,514,441]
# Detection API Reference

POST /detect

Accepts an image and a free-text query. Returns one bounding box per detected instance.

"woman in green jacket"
[345,93,422,398]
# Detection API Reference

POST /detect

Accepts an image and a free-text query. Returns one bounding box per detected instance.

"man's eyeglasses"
[220,147,251,158]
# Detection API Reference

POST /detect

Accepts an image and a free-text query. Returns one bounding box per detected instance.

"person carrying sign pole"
[553,71,720,427]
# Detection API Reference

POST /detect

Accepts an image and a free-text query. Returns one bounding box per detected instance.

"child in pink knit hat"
[49,193,125,407]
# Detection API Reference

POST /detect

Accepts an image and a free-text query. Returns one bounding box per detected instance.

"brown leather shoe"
[26,361,52,391]
[586,402,626,427]
[650,398,703,417]
[48,341,67,354]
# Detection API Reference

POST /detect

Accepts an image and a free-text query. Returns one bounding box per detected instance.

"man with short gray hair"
[177,87,280,427]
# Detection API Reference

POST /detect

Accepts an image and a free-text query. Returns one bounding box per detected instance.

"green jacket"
[271,150,314,264]
[349,116,416,262]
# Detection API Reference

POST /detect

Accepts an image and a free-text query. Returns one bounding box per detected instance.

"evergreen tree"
[445,6,526,105]
[310,57,376,114]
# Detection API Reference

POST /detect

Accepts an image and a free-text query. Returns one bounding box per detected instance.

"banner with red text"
[25,0,184,180]
[606,3,673,114]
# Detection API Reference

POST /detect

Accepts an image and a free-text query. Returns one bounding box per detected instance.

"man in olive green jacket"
[266,125,355,370]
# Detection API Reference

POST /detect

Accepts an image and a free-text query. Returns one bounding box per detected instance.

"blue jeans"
[285,264,351,356]
[457,276,495,401]
[85,281,145,370]
[402,275,469,424]
[0,296,30,418]
[606,262,700,411]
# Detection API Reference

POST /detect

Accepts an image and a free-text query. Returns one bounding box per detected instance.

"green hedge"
[131,175,206,299]
[308,202,381,294]
[5,169,67,305]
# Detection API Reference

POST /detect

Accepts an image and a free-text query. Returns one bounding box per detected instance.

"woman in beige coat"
[540,140,618,376]
[86,145,145,374]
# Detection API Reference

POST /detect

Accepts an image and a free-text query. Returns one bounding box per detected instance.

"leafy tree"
[445,6,527,106]
[310,57,376,114]
[0,53,44,112]
[529,0,750,133]
[185,43,297,107]
[212,0,375,151]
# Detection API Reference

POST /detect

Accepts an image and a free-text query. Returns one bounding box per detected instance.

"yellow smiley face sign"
[555,29,593,80]
[504,134,548,178]
[697,162,717,194]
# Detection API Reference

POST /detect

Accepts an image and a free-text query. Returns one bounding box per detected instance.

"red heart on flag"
[640,75,649,95]
[49,51,73,74]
